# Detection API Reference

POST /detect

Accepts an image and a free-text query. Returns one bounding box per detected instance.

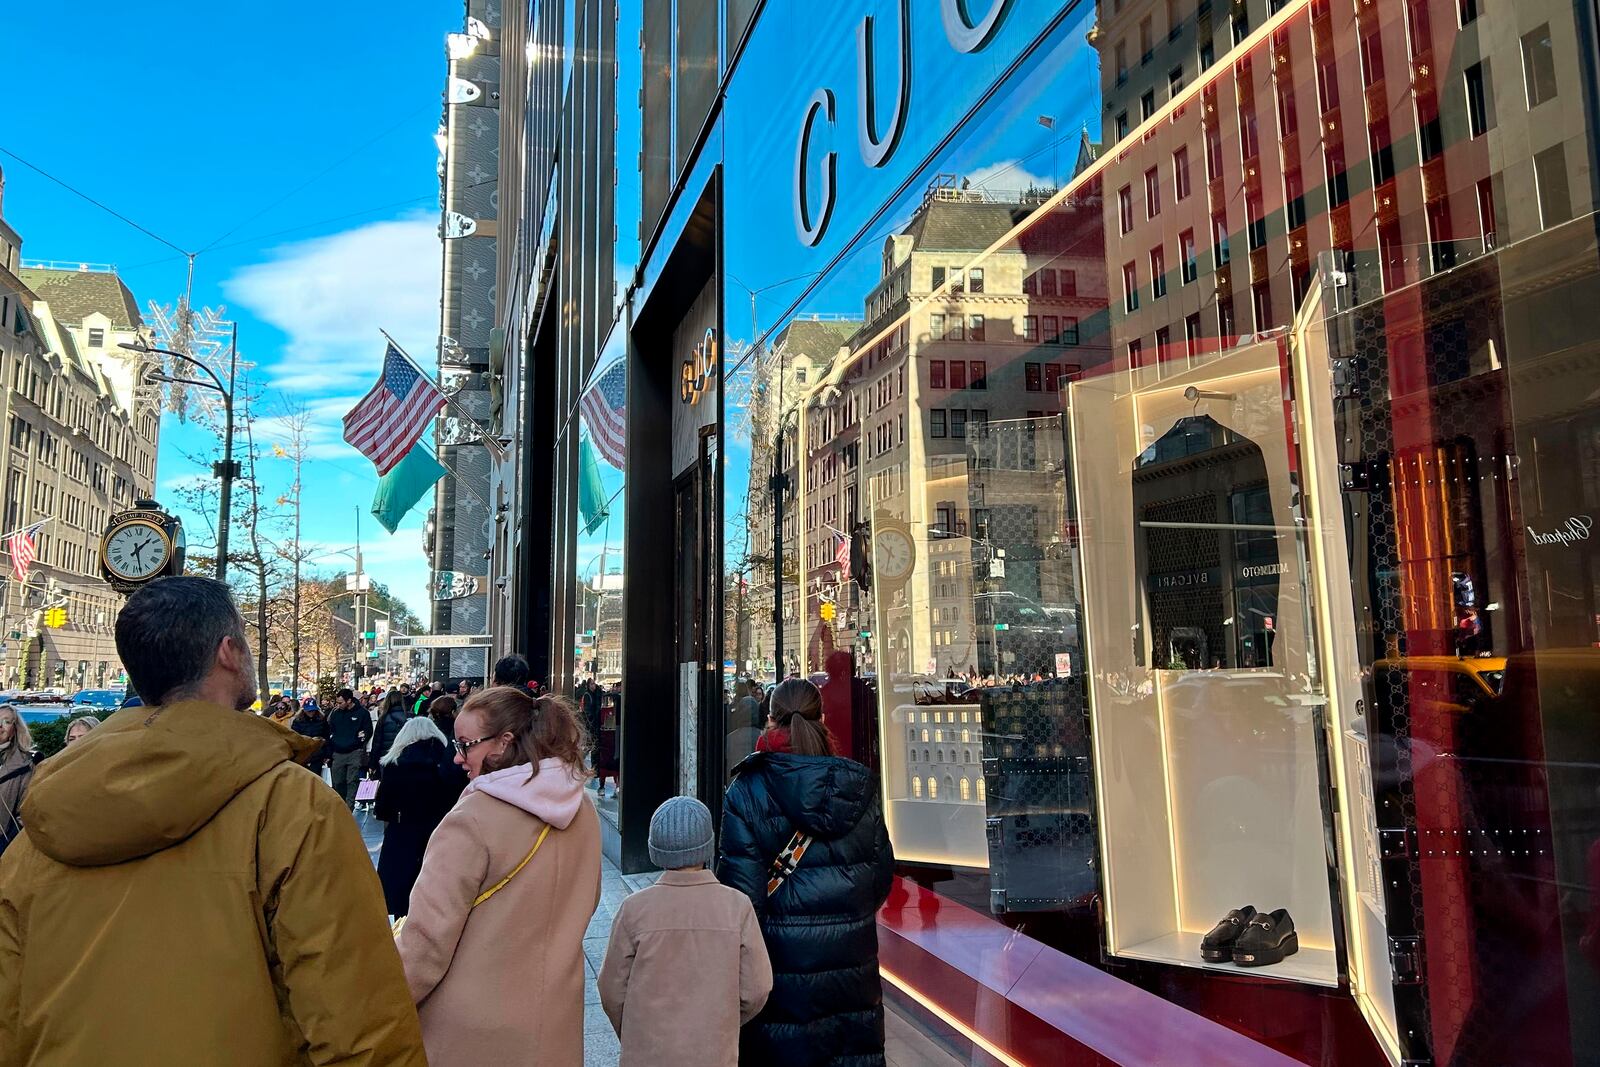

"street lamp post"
[121,324,239,581]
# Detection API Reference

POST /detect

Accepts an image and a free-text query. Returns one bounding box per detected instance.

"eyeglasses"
[452,735,495,756]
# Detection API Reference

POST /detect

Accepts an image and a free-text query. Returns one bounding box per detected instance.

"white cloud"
[224,214,441,394]
[964,159,1057,197]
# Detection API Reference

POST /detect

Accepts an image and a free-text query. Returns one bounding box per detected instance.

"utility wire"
[196,103,434,254]
[0,146,191,256]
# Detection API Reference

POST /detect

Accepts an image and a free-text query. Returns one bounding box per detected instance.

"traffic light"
[43,607,67,629]
[820,601,836,623]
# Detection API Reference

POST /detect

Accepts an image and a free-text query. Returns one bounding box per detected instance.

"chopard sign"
[1526,514,1594,548]
[793,0,1016,246]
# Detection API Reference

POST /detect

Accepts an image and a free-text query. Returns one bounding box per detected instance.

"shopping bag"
[322,765,333,787]
[355,778,380,803]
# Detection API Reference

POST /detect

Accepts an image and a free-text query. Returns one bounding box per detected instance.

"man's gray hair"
[114,576,247,707]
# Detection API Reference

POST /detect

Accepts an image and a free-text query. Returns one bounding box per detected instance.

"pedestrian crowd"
[0,576,895,1066]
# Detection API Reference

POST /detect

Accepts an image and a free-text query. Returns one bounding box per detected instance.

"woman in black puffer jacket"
[718,678,894,1067]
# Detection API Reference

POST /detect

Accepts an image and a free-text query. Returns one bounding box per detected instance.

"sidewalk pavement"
[357,801,962,1067]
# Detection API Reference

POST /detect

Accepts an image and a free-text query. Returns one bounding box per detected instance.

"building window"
[950,360,967,390]
[1523,24,1557,107]
[1022,271,1037,295]
[930,360,945,389]
[87,327,105,348]
[1140,16,1153,62]
[1369,117,1396,185]
[1025,363,1043,391]
[1180,229,1198,284]
[1325,144,1350,207]
[967,315,985,343]
[960,778,972,801]
[1284,169,1306,230]
[1212,210,1230,265]
[1060,269,1076,296]
[1118,185,1134,234]
[1477,177,1497,251]
[1360,27,1385,88]
[1155,326,1171,363]
[950,409,967,438]
[1128,338,1145,368]
[1040,269,1058,297]
[1115,39,1129,83]
[1204,120,1223,182]
[968,267,984,294]
[949,315,964,341]
[1379,218,1405,292]
[929,313,945,341]
[1123,262,1139,313]
[1218,297,1236,339]
[1042,315,1059,344]
[1465,62,1492,136]
[1199,37,1215,71]
[1144,167,1161,218]
[1062,316,1079,345]
[932,266,946,289]
[1459,0,1478,26]
[1141,89,1156,121]
[1276,81,1297,138]
[1174,147,1191,200]
[912,776,922,798]
[1023,316,1038,342]
[1185,312,1202,360]
[970,361,987,390]
[928,777,939,800]
[930,410,946,438]
[1427,197,1456,274]
[1116,111,1130,140]
[1231,12,1249,45]
[1044,362,1064,391]
[1151,245,1167,298]
[1252,282,1273,332]
[1535,143,1573,228]
[1239,103,1260,160]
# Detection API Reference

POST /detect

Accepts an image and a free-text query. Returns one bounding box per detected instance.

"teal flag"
[578,436,610,535]
[371,445,448,534]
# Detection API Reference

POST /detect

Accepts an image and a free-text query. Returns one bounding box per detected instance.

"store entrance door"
[674,429,723,812]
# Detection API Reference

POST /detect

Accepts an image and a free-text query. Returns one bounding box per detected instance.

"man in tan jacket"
[0,577,425,1066]
[599,796,772,1067]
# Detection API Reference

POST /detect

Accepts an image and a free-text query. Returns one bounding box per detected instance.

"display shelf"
[1116,931,1339,987]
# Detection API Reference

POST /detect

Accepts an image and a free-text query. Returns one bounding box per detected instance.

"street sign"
[994,622,1010,631]
[389,633,492,649]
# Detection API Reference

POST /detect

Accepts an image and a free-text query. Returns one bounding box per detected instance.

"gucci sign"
[1526,514,1594,548]
[793,0,1016,246]
[680,328,718,405]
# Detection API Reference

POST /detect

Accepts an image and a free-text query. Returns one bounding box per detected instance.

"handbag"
[393,823,553,937]
[355,778,380,802]
[765,828,815,898]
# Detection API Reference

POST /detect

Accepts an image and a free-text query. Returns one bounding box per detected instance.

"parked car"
[71,689,124,713]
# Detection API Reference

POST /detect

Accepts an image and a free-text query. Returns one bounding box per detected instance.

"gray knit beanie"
[648,796,715,870]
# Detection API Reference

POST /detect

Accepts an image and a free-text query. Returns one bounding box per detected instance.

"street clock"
[101,501,186,595]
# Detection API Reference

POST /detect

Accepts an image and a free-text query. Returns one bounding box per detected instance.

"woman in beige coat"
[397,687,601,1066]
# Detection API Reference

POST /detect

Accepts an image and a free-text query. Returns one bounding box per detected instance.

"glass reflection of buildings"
[1092,0,1596,659]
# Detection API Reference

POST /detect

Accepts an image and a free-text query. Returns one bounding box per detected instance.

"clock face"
[876,527,917,584]
[105,521,171,581]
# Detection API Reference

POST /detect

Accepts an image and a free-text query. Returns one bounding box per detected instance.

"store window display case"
[1067,336,1342,986]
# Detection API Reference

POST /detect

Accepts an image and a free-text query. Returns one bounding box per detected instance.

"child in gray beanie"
[598,797,772,1067]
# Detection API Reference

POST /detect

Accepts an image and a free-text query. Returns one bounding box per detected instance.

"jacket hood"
[739,751,874,839]
[464,757,587,829]
[20,700,321,867]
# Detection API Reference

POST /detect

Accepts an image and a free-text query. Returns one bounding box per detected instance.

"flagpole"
[379,330,507,462]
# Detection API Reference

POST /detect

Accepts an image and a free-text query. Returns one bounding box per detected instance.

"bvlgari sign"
[1526,514,1593,548]
[794,0,1015,246]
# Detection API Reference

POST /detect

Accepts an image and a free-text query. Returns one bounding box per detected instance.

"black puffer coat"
[374,737,466,917]
[370,706,411,771]
[718,751,894,1067]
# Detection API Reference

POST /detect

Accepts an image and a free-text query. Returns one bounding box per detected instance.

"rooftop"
[16,263,143,329]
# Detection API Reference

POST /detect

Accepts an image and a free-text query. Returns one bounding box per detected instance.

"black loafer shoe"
[1231,908,1298,967]
[1200,906,1257,962]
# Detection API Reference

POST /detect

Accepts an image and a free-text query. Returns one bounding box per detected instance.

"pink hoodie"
[464,757,588,829]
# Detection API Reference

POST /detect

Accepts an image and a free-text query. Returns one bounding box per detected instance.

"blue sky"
[1,0,454,618]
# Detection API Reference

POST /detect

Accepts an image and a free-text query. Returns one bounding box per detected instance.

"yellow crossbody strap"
[472,823,552,908]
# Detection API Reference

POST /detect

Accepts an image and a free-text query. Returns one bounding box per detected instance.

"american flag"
[7,521,45,582]
[342,344,446,476]
[831,527,851,570]
[580,360,627,469]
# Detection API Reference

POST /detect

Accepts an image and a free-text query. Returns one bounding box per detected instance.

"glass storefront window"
[707,0,1600,1062]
